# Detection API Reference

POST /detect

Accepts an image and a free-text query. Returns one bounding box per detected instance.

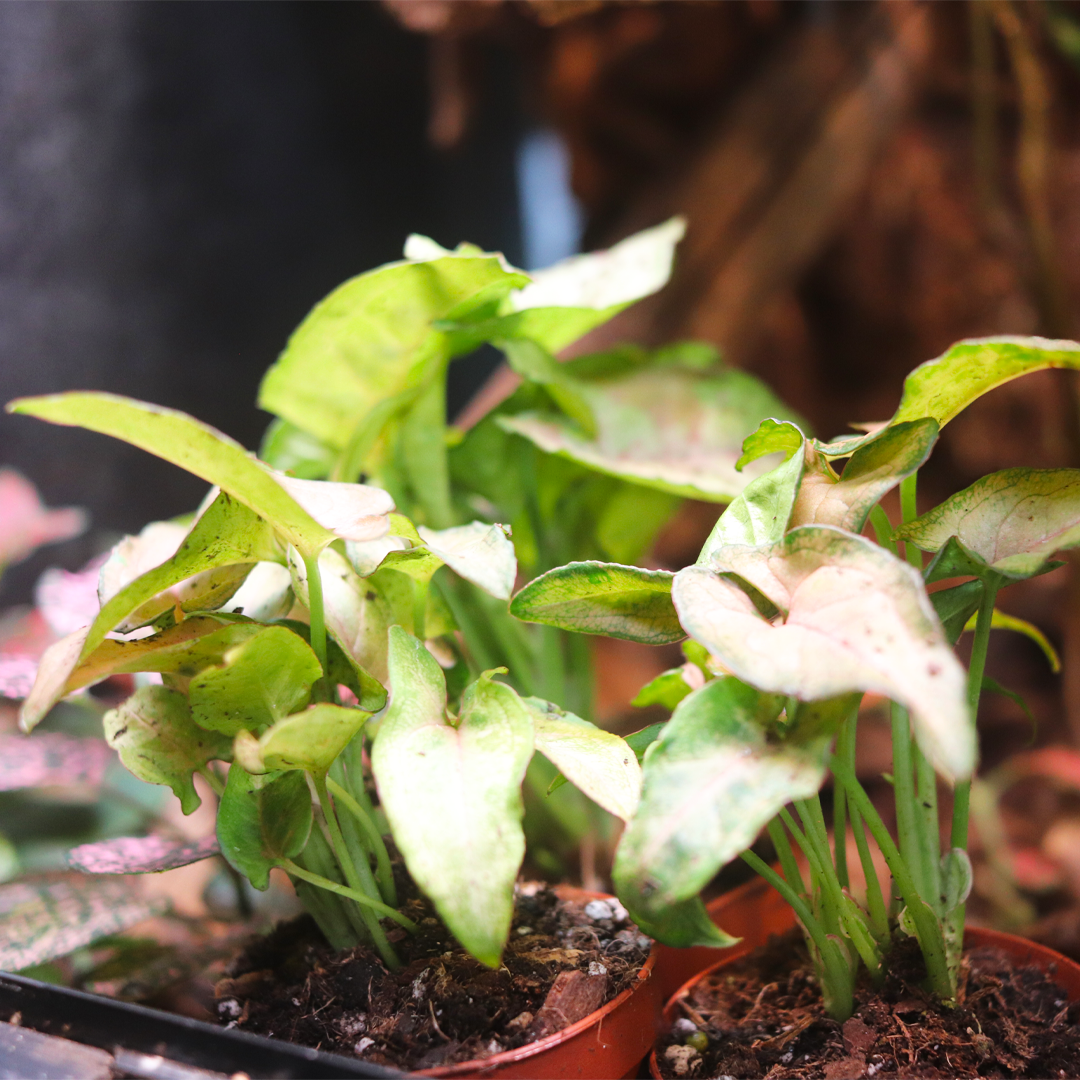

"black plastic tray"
[0,971,402,1079]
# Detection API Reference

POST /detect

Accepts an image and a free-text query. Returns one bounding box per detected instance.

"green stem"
[412,579,429,643]
[767,817,807,898]
[869,504,898,556]
[742,849,854,1020]
[834,718,854,890]
[279,859,417,931]
[830,754,953,1001]
[794,797,849,942]
[313,774,401,968]
[890,703,924,896]
[302,549,330,702]
[914,741,943,915]
[899,473,922,570]
[328,776,397,907]
[197,765,225,798]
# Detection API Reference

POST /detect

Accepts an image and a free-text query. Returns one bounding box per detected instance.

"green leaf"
[233,704,369,776]
[258,254,527,451]
[676,525,973,783]
[399,366,454,527]
[217,768,313,891]
[371,628,534,966]
[499,362,801,503]
[628,894,739,950]
[189,625,322,735]
[86,491,277,660]
[819,336,1080,458]
[897,468,1080,581]
[625,723,666,761]
[792,419,939,533]
[735,417,804,471]
[595,482,681,566]
[104,685,232,815]
[417,521,517,601]
[0,878,167,973]
[614,678,820,924]
[523,697,641,821]
[277,619,387,713]
[259,417,336,480]
[500,339,597,438]
[631,666,702,711]
[963,608,1061,672]
[6,392,337,555]
[20,617,265,733]
[929,580,984,645]
[510,561,682,644]
[287,546,392,686]
[981,675,1039,732]
[697,439,805,563]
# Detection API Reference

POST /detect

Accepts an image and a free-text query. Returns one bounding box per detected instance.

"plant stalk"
[302,549,330,701]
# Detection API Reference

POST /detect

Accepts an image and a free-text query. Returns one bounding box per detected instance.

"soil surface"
[213,883,651,1071]
[657,929,1080,1079]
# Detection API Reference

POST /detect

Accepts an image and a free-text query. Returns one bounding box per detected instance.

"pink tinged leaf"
[0,877,167,971]
[0,609,58,700]
[269,471,395,542]
[0,654,40,700]
[34,554,107,637]
[0,733,111,790]
[67,833,220,874]
[0,469,88,568]
[19,626,91,731]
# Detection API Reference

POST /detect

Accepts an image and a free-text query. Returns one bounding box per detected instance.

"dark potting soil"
[657,929,1080,1079]
[213,883,651,1071]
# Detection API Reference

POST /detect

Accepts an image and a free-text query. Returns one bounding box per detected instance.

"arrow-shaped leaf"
[372,628,533,966]
[233,704,369,776]
[104,685,233,814]
[897,467,1080,581]
[217,768,313,891]
[524,697,640,821]
[417,520,517,601]
[675,526,973,782]
[614,678,823,927]
[510,562,681,644]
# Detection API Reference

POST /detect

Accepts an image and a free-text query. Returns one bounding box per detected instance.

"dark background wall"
[0,0,524,605]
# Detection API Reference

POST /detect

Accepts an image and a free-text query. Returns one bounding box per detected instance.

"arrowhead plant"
[5,220,810,975]
[512,335,1080,1019]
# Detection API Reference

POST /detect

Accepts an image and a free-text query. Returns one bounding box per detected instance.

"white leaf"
[221,561,293,621]
[269,471,394,543]
[417,521,517,600]
[344,534,410,577]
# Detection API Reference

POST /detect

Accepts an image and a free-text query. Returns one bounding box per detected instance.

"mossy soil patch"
[658,929,1080,1079]
[213,884,651,1072]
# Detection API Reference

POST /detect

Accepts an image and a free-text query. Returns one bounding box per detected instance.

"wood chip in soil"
[657,928,1080,1079]
[213,884,651,1071]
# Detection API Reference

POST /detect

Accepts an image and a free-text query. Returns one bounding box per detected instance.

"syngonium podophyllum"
[4,220,806,971]
[512,334,1080,1020]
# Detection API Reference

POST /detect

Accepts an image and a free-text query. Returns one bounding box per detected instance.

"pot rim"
[417,884,657,1077]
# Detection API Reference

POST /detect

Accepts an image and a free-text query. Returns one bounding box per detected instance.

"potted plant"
[1,220,802,1077]
[511,336,1080,1077]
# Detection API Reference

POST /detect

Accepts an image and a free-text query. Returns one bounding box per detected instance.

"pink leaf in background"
[0,469,87,569]
[34,554,106,637]
[0,732,111,790]
[0,609,56,700]
[67,833,221,874]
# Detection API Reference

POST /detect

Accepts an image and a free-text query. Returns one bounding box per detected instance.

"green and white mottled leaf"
[417,521,517,601]
[288,545,392,685]
[217,768,313,892]
[499,364,799,503]
[189,625,322,736]
[792,419,939,533]
[896,468,1080,580]
[614,678,820,925]
[344,535,410,577]
[258,255,527,450]
[524,697,640,821]
[104,685,232,814]
[20,616,264,733]
[85,491,277,662]
[500,339,597,438]
[270,472,394,543]
[372,628,533,966]
[223,561,294,622]
[233,704,369,776]
[675,526,973,782]
[0,877,167,972]
[6,392,336,555]
[819,336,1080,458]
[510,561,682,644]
[697,438,805,563]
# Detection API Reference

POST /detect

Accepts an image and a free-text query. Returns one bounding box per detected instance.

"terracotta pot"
[649,913,1080,1079]
[651,874,794,1000]
[418,886,662,1080]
